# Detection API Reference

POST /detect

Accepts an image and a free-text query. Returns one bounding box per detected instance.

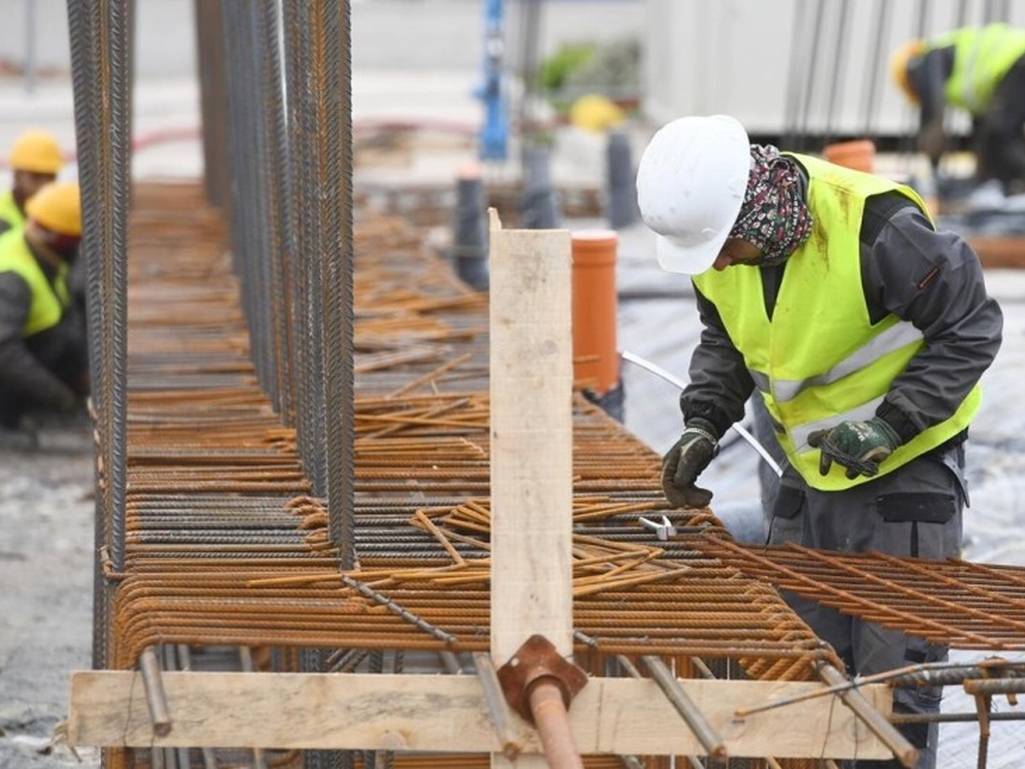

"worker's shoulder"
[860,191,923,246]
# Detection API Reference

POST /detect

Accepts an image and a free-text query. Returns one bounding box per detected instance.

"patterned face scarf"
[727,144,813,267]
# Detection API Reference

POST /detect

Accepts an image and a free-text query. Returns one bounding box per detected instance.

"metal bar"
[816,662,918,768]
[822,0,852,147]
[473,652,524,761]
[139,647,172,738]
[861,0,894,138]
[640,655,727,760]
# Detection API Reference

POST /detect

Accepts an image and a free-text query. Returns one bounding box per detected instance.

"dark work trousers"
[0,315,89,429]
[973,55,1025,193]
[767,442,967,769]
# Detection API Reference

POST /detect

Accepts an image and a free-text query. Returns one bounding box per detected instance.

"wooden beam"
[488,211,576,766]
[488,210,575,666]
[968,236,1025,269]
[68,670,893,761]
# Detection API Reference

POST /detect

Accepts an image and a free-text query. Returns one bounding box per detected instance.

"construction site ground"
[4,58,1025,769]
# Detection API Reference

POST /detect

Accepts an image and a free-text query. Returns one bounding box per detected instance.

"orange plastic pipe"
[571,230,618,396]
[823,139,876,173]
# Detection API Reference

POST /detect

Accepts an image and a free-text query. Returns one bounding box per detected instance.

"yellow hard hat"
[9,129,65,174]
[890,40,925,104]
[26,181,81,237]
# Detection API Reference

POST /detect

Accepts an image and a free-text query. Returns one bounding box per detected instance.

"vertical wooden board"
[488,210,574,767]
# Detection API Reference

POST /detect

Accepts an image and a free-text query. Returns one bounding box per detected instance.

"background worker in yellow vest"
[635,115,1003,769]
[890,23,1025,196]
[0,181,88,446]
[0,129,66,236]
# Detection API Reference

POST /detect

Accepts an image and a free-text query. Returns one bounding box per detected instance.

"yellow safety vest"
[0,229,70,338]
[0,191,25,234]
[693,154,980,490]
[928,23,1025,113]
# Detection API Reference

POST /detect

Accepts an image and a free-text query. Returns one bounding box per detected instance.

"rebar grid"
[111,184,841,690]
[691,538,1025,650]
[99,182,1025,769]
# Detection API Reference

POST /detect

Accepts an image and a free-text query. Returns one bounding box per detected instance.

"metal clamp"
[639,515,677,541]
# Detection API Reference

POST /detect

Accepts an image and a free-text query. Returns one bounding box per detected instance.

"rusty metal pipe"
[527,677,585,769]
[963,677,1025,696]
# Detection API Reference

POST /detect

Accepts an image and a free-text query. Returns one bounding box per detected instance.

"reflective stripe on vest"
[693,154,981,490]
[929,23,1025,113]
[0,229,69,337]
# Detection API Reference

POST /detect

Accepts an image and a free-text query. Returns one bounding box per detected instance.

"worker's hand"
[807,417,901,480]
[918,122,946,166]
[661,418,719,508]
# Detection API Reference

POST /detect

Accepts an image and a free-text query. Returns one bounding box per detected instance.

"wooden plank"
[488,212,575,767]
[488,210,575,664]
[968,237,1025,269]
[68,670,893,761]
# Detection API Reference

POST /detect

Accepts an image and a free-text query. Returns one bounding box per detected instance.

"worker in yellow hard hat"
[0,129,66,237]
[0,181,89,447]
[890,23,1025,196]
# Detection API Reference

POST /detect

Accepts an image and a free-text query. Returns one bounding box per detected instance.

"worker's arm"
[678,287,754,439]
[861,193,1003,443]
[909,46,953,164]
[0,273,81,411]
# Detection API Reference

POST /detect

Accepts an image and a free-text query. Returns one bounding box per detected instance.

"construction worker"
[0,129,66,236]
[890,23,1025,196]
[635,114,1003,769]
[0,181,89,447]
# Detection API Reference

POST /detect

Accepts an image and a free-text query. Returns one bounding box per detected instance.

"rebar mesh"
[71,3,1025,767]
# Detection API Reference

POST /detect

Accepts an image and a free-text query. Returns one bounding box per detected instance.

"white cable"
[620,349,784,478]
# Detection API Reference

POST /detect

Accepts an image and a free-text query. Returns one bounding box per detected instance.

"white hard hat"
[636,115,751,275]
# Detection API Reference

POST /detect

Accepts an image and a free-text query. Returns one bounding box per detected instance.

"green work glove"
[807,417,902,480]
[661,418,720,508]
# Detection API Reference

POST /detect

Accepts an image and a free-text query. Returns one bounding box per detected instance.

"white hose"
[620,349,784,478]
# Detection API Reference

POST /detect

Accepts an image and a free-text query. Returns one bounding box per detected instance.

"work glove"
[807,417,902,480]
[661,418,719,508]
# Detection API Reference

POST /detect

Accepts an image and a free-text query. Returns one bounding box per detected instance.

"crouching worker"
[0,181,88,446]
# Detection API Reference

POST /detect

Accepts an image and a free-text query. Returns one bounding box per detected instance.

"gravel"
[0,428,102,768]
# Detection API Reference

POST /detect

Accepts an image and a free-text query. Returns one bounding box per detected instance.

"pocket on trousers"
[933,442,970,508]
[767,483,805,545]
[877,492,957,524]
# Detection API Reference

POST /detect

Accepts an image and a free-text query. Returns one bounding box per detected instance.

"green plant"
[538,43,595,92]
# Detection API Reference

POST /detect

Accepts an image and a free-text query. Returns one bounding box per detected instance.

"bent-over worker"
[891,23,1025,195]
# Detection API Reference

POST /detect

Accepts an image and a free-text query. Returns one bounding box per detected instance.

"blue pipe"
[476,0,508,161]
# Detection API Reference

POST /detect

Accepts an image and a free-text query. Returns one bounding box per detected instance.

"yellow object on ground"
[569,94,625,132]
